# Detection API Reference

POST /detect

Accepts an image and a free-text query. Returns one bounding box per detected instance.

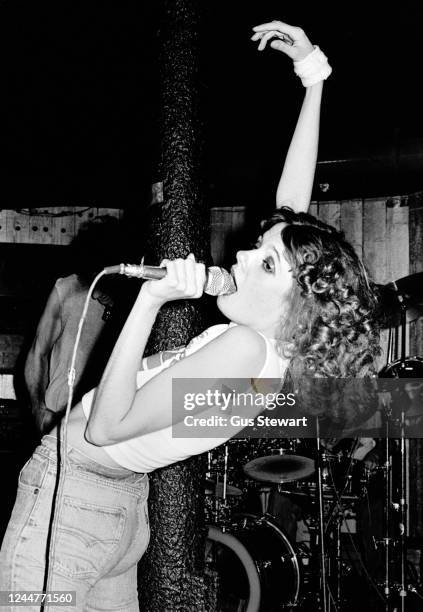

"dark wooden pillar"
[138,1,214,610]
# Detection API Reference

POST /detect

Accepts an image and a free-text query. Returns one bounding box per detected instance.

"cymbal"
[243,454,315,484]
[377,273,423,326]
[205,479,242,497]
[390,272,423,304]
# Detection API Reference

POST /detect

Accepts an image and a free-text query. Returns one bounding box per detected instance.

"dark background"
[0,1,421,209]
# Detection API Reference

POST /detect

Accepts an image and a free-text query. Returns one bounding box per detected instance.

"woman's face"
[217,222,294,337]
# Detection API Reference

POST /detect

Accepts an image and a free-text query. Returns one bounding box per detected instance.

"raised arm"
[251,21,331,212]
[85,255,267,445]
[24,286,62,433]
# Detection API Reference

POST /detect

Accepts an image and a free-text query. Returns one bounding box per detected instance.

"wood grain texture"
[0,207,123,245]
[318,200,341,230]
[340,199,363,258]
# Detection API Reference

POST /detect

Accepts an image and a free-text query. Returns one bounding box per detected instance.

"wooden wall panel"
[26,212,53,245]
[0,207,125,246]
[318,201,341,230]
[386,198,409,282]
[0,210,7,242]
[50,207,75,245]
[6,211,30,244]
[340,199,363,258]
[361,198,389,368]
[362,198,388,284]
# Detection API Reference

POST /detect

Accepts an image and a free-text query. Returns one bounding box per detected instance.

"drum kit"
[205,272,423,612]
[205,438,376,612]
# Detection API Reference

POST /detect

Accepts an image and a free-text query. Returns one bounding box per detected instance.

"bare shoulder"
[222,325,266,350]
[206,325,267,376]
[145,324,268,380]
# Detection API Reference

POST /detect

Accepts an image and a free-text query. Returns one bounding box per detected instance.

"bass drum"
[206,514,306,611]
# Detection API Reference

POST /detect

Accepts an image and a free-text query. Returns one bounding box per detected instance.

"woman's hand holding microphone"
[141,254,206,306]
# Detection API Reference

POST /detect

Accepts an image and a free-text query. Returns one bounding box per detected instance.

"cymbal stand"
[381,287,408,610]
[393,288,409,611]
[398,295,408,612]
[316,419,329,611]
[329,506,343,611]
[223,443,228,502]
[399,408,407,612]
[219,445,229,530]
[381,405,393,611]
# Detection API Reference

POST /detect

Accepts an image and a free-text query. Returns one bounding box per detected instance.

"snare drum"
[206,514,310,611]
[281,451,369,502]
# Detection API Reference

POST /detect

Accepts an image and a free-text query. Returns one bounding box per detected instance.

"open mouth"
[230,266,238,291]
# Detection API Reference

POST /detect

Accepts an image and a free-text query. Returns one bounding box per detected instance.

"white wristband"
[293,46,332,87]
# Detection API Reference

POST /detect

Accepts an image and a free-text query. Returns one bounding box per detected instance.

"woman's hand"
[141,254,206,306]
[251,21,314,61]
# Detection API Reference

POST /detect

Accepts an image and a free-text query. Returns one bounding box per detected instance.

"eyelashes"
[262,257,275,273]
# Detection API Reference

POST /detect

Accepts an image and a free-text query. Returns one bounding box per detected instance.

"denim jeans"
[0,436,149,612]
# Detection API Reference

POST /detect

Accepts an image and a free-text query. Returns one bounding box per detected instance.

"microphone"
[103,263,236,296]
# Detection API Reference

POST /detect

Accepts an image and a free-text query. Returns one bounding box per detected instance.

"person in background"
[24,216,134,434]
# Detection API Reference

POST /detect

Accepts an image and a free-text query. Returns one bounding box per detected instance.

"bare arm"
[24,286,62,431]
[251,21,327,212]
[275,83,323,211]
[85,256,266,445]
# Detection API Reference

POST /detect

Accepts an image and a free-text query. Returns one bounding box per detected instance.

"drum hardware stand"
[326,471,356,611]
[378,287,411,611]
[316,419,329,612]
[258,486,271,515]
[391,288,409,612]
[399,409,407,612]
[332,507,344,611]
[397,290,408,612]
[207,450,221,528]
[219,445,230,530]
[372,396,396,611]
[206,445,231,530]
[223,443,229,501]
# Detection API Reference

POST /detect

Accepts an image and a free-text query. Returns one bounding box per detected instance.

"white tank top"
[82,324,288,473]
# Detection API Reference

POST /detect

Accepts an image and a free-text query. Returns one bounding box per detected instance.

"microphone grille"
[205,267,236,296]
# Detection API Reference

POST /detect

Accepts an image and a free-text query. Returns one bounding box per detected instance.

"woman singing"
[0,22,379,611]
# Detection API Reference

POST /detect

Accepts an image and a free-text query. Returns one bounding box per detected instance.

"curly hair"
[261,207,381,382]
